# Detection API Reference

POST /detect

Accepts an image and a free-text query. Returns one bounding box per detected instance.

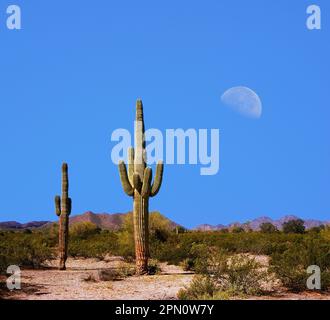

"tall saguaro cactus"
[119,100,164,274]
[55,163,72,270]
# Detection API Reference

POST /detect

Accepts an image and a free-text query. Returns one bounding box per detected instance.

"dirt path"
[1,258,193,300]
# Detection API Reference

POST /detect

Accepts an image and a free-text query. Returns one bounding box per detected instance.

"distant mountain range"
[0,211,178,231]
[0,220,51,230]
[0,213,328,231]
[195,215,330,231]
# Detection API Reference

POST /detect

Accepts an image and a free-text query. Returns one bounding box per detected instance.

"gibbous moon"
[221,86,262,119]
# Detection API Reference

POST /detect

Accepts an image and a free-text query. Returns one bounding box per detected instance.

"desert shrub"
[170,232,304,262]
[320,227,330,241]
[260,223,278,233]
[206,251,267,295]
[179,246,269,299]
[68,232,119,259]
[282,219,305,234]
[149,212,173,242]
[175,226,187,234]
[148,259,161,275]
[151,235,191,265]
[0,231,54,272]
[180,258,195,271]
[270,238,330,292]
[153,232,261,264]
[117,262,135,277]
[225,254,269,295]
[191,245,228,276]
[177,275,218,300]
[203,290,233,300]
[116,230,135,259]
[70,222,101,239]
[65,223,113,259]
[152,228,170,243]
[231,227,245,233]
[41,223,59,247]
[308,225,326,234]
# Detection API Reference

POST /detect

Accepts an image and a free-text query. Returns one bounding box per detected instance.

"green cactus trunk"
[119,100,164,275]
[55,163,72,271]
[133,192,149,272]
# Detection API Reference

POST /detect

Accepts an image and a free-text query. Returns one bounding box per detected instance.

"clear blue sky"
[0,0,329,228]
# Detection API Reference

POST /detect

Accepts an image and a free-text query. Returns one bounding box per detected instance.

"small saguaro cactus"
[55,163,72,270]
[119,100,164,275]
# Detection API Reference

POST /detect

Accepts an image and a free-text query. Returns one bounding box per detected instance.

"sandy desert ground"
[0,257,193,300]
[1,256,329,300]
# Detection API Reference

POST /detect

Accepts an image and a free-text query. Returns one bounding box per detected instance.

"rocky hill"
[0,211,178,231]
[195,215,329,231]
[69,211,127,231]
[0,221,51,230]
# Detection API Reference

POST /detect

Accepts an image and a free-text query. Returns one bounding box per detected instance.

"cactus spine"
[55,163,72,270]
[119,100,164,274]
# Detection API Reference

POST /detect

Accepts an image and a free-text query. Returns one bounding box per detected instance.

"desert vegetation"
[1,216,330,299]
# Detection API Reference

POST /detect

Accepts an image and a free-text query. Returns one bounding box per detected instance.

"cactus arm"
[150,161,164,197]
[119,161,134,196]
[141,167,152,198]
[55,196,61,216]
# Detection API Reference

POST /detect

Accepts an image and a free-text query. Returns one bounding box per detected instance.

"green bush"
[116,230,135,259]
[191,245,228,277]
[179,246,269,299]
[151,235,191,265]
[260,223,278,233]
[321,227,330,241]
[151,231,306,265]
[270,238,330,292]
[117,262,136,277]
[0,231,54,273]
[231,227,245,233]
[177,275,218,300]
[282,219,305,234]
[69,232,119,259]
[70,222,101,239]
[225,254,269,295]
[308,225,325,234]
